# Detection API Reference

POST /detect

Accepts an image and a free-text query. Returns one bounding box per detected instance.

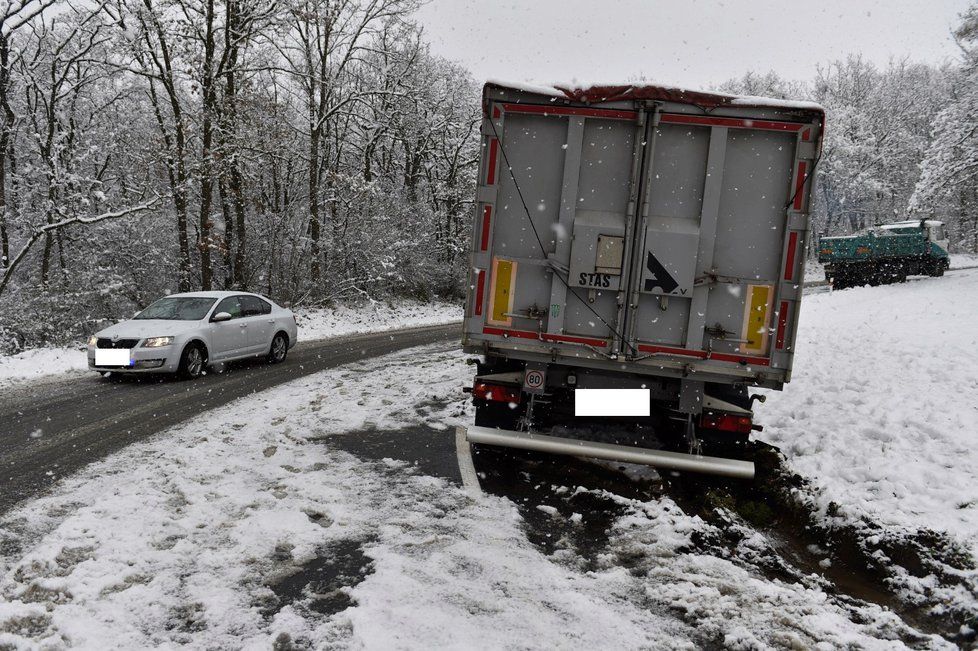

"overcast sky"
[415,0,973,89]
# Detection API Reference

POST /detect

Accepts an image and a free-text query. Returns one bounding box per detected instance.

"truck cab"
[925,222,950,257]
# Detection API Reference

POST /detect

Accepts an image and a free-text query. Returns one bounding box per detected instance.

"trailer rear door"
[465,83,822,388]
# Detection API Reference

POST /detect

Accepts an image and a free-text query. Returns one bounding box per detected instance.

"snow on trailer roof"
[483,79,825,118]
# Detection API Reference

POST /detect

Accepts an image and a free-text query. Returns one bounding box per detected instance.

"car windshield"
[134,297,217,321]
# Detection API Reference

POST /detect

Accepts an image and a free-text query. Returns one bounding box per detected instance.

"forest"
[0,0,976,353]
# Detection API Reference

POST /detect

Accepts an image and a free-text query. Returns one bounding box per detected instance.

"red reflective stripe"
[480,205,492,251]
[492,105,501,119]
[474,271,485,316]
[792,161,808,211]
[776,301,789,350]
[784,231,798,281]
[659,113,806,133]
[637,344,770,367]
[801,127,811,141]
[486,139,498,185]
[501,103,637,120]
[482,326,608,348]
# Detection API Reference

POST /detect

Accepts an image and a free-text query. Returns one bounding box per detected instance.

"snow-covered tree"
[910,3,978,253]
[0,1,481,352]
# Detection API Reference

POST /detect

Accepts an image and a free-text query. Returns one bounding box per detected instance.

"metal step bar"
[463,425,755,480]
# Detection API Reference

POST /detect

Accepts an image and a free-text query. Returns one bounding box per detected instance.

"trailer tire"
[931,259,946,277]
[895,263,908,283]
[866,264,881,286]
[831,267,849,290]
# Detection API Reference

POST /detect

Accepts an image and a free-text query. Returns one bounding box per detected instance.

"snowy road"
[0,323,459,514]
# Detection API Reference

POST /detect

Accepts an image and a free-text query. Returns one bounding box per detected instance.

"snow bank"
[0,347,88,388]
[759,269,978,595]
[950,252,978,269]
[804,257,826,283]
[294,299,461,342]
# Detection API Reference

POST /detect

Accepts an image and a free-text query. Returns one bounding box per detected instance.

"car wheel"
[268,332,288,364]
[178,343,207,379]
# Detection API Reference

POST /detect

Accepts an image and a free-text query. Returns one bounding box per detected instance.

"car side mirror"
[212,312,233,322]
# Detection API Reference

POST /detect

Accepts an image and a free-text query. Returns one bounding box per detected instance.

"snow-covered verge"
[0,299,462,390]
[803,256,826,283]
[759,268,978,616]
[293,298,461,342]
[0,347,88,388]
[0,344,953,648]
[950,252,978,269]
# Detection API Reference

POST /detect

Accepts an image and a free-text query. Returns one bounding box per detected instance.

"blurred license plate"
[95,349,132,366]
[575,389,650,417]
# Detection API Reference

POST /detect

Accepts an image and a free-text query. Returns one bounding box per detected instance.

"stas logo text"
[578,272,612,288]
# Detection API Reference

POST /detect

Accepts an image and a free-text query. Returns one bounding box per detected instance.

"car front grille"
[96,338,140,349]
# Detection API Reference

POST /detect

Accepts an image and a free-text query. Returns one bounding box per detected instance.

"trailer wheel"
[931,259,946,277]
[830,267,848,290]
[866,264,881,286]
[882,262,905,284]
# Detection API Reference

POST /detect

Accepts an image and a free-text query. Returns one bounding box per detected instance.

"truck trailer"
[818,220,950,289]
[459,81,826,480]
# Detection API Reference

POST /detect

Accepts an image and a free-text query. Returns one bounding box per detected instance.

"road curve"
[0,323,461,515]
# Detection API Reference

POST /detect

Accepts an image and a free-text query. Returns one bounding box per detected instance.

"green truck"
[817,220,950,289]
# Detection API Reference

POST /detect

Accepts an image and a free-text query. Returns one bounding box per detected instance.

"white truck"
[459,81,825,480]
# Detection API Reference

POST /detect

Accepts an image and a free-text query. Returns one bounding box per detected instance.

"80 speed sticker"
[524,369,545,390]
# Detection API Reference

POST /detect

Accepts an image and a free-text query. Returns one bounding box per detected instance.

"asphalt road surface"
[0,323,460,515]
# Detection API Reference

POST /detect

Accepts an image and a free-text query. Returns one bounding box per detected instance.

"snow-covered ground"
[2,276,977,647]
[803,256,826,283]
[0,345,964,647]
[0,347,89,388]
[0,300,461,390]
[950,252,978,269]
[292,299,461,342]
[759,268,978,614]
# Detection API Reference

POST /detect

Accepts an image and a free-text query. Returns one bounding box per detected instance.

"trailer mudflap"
[459,425,755,481]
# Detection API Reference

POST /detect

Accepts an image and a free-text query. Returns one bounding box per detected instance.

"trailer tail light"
[700,412,753,434]
[472,382,522,405]
[820,248,832,255]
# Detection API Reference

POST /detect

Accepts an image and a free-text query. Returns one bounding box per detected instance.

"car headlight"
[88,335,98,346]
[142,336,174,348]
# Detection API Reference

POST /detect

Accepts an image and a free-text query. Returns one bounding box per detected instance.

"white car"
[87,291,298,379]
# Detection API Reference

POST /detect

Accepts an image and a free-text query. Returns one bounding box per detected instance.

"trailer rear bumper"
[460,425,755,480]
